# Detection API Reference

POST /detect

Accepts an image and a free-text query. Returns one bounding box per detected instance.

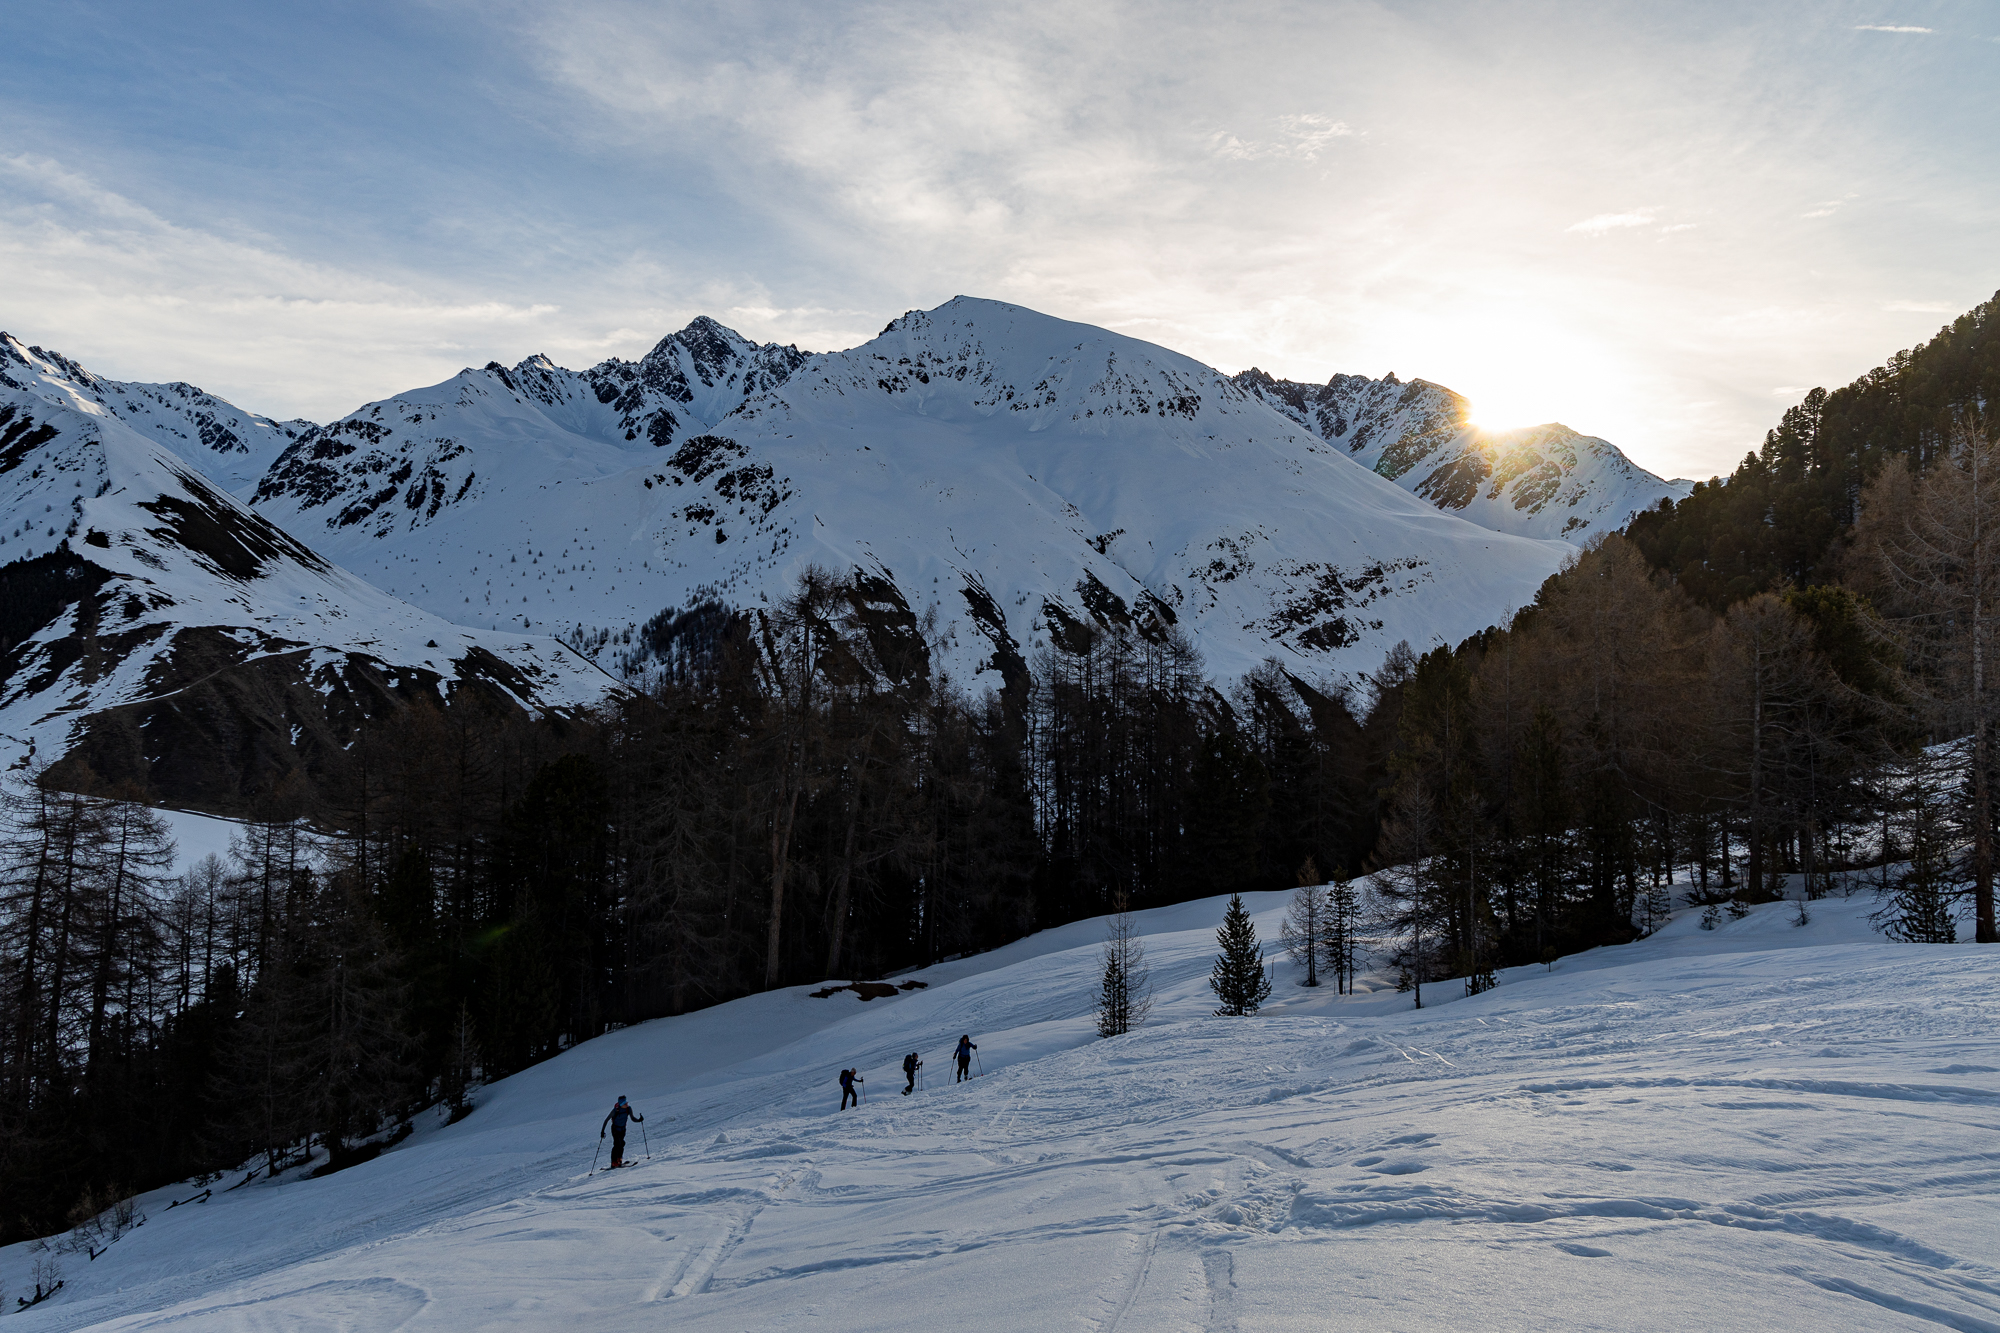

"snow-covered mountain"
[1,334,312,494]
[4,888,1992,1331]
[251,298,1581,687]
[0,337,622,809]
[1236,368,1692,541]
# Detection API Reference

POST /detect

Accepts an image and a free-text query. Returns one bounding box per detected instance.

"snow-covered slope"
[1,335,312,494]
[7,889,1995,1332]
[0,352,622,806]
[1237,368,1693,541]
[252,298,1579,686]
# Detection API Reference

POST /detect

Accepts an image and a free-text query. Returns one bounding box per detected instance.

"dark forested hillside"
[1628,292,2000,608]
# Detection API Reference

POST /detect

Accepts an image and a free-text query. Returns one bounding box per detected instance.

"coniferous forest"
[1,294,1996,1246]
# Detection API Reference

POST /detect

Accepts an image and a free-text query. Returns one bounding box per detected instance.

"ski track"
[6,893,1999,1331]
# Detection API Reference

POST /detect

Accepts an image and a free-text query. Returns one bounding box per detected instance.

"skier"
[954,1034,977,1082]
[839,1067,863,1110]
[902,1051,921,1095]
[599,1095,643,1168]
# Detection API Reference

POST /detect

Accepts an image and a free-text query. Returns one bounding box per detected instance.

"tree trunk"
[763,783,799,990]
[1974,449,1996,938]
[1747,641,1765,901]
[824,801,860,979]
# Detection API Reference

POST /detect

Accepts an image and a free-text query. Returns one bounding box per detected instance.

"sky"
[2,1,1996,480]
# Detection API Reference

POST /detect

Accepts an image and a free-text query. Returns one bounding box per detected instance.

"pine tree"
[1209,893,1271,1017]
[1095,894,1152,1037]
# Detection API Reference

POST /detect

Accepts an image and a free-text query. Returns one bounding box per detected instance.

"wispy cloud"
[1567,209,1657,234]
[1854,24,1933,33]
[1802,192,1858,218]
[0,153,759,418]
[1209,114,1354,162]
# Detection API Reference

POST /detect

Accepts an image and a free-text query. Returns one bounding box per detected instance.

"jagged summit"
[1234,366,1688,541]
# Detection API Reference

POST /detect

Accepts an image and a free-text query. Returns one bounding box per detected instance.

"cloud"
[0,153,767,419]
[1801,192,1858,218]
[1567,210,1658,234]
[1211,114,1356,162]
[1854,24,1933,33]
[1885,299,1958,313]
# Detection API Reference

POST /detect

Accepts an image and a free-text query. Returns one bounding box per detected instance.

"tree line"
[0,566,1392,1243]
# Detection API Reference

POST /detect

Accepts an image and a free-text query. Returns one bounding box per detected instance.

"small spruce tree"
[1879,774,1959,943]
[1209,893,1272,1017]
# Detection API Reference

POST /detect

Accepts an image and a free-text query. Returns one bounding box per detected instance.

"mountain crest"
[1234,368,1687,541]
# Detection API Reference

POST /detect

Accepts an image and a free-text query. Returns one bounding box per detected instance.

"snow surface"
[250,298,1582,687]
[8,890,1996,1332]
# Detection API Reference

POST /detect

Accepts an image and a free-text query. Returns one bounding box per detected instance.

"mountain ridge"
[1233,365,1691,541]
[0,338,624,808]
[247,296,1593,687]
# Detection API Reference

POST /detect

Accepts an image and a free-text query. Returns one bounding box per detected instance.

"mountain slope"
[0,346,623,809]
[3,890,1992,1331]
[1236,367,1691,541]
[251,298,1580,687]
[2,334,313,494]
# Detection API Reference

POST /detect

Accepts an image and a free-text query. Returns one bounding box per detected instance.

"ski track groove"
[668,1201,765,1300]
[1096,1225,1161,1333]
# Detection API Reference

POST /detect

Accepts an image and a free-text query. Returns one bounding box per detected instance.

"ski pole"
[641,1121,652,1161]
[590,1136,602,1175]
[976,1050,984,1076]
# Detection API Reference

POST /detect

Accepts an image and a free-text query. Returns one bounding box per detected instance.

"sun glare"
[1389,308,1633,442]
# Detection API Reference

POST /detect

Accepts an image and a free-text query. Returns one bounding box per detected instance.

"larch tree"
[1095,893,1153,1037]
[1279,861,1328,987]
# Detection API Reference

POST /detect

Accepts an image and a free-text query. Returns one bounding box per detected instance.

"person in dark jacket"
[600,1095,643,1167]
[839,1067,862,1110]
[902,1051,921,1095]
[954,1035,977,1082]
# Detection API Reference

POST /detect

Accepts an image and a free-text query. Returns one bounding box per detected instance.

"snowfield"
[5,893,1996,1332]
